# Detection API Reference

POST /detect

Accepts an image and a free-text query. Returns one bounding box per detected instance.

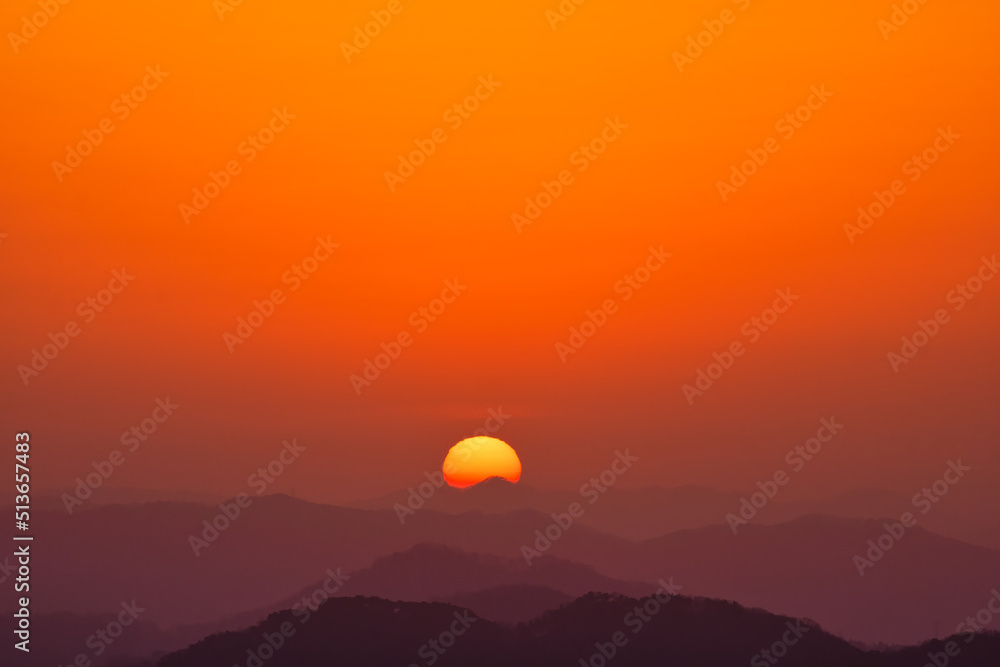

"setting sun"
[442,437,522,489]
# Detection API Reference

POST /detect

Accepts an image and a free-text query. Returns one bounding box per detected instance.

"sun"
[442,436,522,488]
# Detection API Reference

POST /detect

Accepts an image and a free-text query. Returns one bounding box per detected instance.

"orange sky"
[2,0,998,504]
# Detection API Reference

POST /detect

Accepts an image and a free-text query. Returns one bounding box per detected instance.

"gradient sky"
[2,0,998,504]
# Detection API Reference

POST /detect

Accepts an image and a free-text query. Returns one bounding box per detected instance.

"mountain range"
[11,491,999,646]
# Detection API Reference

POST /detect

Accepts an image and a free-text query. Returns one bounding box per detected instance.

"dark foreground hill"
[145,594,1000,667]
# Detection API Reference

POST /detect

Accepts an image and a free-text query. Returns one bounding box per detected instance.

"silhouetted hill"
[350,481,1000,548]
[622,514,1000,645]
[30,487,223,512]
[1,612,175,667]
[17,496,629,626]
[18,497,1000,645]
[148,594,1000,667]
[974,523,1000,550]
[433,584,573,624]
[352,482,746,540]
[169,543,650,641]
[267,543,642,623]
[327,543,652,600]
